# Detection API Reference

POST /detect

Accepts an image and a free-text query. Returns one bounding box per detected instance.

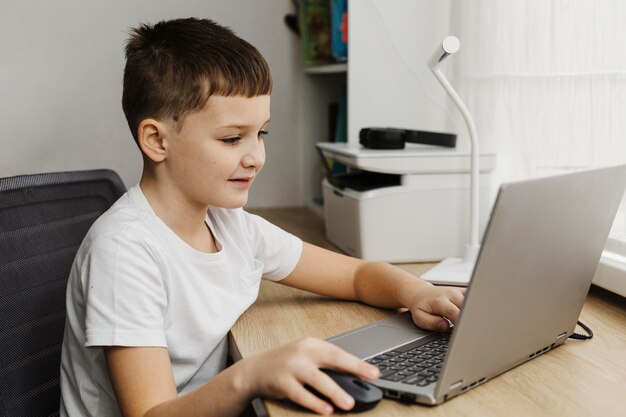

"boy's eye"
[221,137,240,145]
[258,130,269,139]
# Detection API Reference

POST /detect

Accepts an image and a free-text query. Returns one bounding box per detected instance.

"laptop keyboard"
[366,333,450,387]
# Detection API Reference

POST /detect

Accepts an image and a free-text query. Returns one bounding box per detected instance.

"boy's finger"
[430,297,462,323]
[412,309,450,331]
[318,343,379,381]
[444,301,462,323]
[306,370,355,411]
[448,289,465,309]
[289,384,334,415]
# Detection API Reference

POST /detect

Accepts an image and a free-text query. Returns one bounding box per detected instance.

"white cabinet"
[318,143,496,261]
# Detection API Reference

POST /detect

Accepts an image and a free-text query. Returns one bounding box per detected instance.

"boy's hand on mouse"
[237,337,379,415]
[402,284,465,331]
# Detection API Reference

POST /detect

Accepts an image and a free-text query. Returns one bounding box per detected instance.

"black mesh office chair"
[0,170,126,417]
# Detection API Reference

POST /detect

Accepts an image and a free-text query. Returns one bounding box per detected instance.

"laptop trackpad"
[328,314,429,359]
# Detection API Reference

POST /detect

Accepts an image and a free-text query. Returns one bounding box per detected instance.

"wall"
[0,0,305,208]
[348,0,458,147]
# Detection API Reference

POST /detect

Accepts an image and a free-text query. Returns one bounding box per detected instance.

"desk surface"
[234,208,626,417]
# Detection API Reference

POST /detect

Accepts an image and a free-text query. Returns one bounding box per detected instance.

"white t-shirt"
[60,185,302,417]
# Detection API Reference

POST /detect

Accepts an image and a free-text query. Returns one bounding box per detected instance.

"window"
[453,1,626,295]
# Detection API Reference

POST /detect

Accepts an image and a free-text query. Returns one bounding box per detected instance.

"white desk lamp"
[421,36,480,286]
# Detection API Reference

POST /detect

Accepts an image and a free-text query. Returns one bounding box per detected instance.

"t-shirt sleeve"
[242,211,303,282]
[81,231,168,348]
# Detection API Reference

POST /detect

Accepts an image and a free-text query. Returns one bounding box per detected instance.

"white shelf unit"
[300,71,347,214]
[317,142,497,176]
[304,63,347,74]
[300,1,458,211]
[317,142,497,262]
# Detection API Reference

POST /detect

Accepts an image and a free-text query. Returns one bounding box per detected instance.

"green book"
[298,0,334,66]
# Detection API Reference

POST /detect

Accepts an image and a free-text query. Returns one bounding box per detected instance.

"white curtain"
[451,0,626,243]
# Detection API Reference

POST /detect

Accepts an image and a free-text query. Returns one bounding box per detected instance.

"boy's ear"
[137,119,169,163]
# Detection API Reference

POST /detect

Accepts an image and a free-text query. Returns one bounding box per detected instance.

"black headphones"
[359,128,456,149]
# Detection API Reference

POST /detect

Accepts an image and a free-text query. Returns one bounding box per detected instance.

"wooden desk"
[233,208,626,417]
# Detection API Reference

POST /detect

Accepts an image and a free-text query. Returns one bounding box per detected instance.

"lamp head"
[428,36,460,70]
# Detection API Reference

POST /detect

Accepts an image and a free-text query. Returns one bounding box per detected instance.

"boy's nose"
[241,138,265,169]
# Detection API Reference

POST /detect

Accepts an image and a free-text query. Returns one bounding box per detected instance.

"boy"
[60,18,464,417]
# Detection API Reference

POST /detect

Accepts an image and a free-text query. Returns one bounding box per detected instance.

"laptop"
[327,165,626,405]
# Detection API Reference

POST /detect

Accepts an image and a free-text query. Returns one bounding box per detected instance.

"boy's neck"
[139,175,219,253]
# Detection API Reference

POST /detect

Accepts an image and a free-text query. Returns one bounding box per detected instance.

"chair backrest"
[0,170,126,417]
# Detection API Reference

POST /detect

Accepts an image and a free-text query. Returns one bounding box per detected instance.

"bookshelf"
[301,70,346,216]
[304,63,347,74]
[299,1,457,216]
[296,0,348,214]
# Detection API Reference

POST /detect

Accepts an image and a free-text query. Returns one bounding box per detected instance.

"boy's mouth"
[228,176,254,188]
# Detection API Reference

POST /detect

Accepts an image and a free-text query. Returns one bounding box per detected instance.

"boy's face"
[163,95,270,209]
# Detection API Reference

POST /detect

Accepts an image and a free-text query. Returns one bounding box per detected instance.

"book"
[330,0,347,61]
[298,0,334,66]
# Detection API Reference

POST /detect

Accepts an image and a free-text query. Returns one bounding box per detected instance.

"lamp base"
[420,245,480,286]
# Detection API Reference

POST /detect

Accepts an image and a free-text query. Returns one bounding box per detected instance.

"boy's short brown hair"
[122,17,273,142]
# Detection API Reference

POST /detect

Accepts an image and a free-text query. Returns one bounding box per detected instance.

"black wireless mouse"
[316,369,383,413]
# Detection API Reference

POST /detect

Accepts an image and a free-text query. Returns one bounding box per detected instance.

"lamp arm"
[430,67,480,249]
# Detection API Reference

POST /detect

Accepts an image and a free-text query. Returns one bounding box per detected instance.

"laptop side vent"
[447,378,486,400]
[528,344,551,359]
[460,378,486,394]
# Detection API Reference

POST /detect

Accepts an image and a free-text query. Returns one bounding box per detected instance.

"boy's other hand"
[238,337,379,415]
[405,285,465,332]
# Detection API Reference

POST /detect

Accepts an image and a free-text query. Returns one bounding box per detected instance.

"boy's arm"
[104,346,250,417]
[280,242,465,331]
[105,339,379,417]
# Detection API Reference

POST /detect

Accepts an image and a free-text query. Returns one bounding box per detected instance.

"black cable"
[569,321,593,340]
